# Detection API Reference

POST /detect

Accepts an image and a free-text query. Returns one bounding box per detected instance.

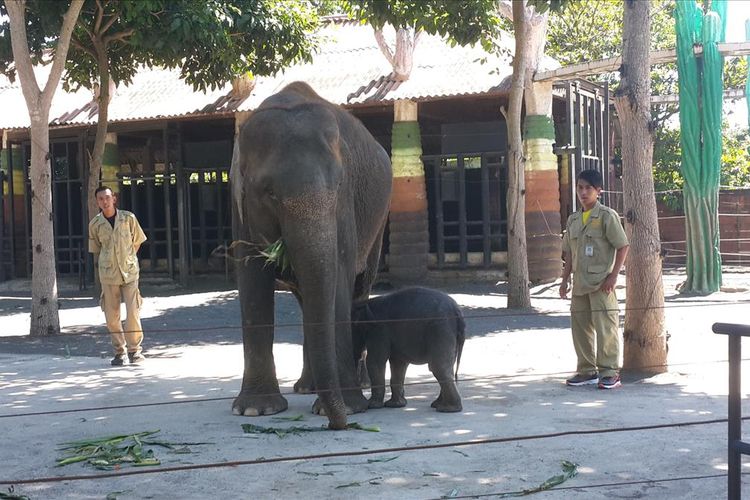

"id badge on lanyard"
[585,244,594,257]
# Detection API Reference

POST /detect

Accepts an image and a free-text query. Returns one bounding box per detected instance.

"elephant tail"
[454,305,465,383]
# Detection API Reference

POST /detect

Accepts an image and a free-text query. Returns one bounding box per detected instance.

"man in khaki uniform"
[88,186,147,366]
[560,169,629,389]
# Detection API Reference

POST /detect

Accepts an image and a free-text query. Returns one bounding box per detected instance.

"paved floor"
[1,271,749,499]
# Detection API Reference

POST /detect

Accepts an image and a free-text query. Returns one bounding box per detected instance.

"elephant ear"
[230,138,244,223]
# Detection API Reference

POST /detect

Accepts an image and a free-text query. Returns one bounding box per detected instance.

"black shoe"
[598,374,622,389]
[128,352,145,364]
[565,372,599,386]
[111,354,125,366]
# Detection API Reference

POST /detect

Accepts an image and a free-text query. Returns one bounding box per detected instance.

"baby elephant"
[351,287,465,412]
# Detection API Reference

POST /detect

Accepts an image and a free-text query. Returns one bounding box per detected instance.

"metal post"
[432,158,444,268]
[713,322,750,500]
[728,333,742,500]
[457,155,467,266]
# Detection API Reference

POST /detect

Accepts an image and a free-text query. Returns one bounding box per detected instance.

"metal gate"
[117,171,178,278]
[423,152,507,268]
[0,167,9,281]
[560,80,611,209]
[17,138,88,281]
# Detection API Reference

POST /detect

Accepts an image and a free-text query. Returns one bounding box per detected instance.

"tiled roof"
[0,19,559,130]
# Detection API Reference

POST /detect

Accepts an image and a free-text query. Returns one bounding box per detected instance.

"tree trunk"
[28,118,61,336]
[87,46,112,223]
[614,0,667,372]
[506,0,531,308]
[6,0,84,336]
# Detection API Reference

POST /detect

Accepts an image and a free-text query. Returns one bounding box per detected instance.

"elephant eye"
[265,185,277,200]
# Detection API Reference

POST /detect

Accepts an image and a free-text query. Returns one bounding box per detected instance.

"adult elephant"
[229,82,392,429]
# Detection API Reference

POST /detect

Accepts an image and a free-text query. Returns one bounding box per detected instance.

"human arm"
[559,251,572,299]
[131,215,147,254]
[599,244,629,294]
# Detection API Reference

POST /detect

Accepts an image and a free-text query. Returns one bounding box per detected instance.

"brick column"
[388,100,428,284]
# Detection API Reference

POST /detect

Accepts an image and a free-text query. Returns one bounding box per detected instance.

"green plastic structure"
[675,0,724,294]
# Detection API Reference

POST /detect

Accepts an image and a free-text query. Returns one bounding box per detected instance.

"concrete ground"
[1,270,749,499]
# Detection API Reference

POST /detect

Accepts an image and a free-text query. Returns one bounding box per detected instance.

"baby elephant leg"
[429,362,462,412]
[385,359,408,408]
[366,355,387,409]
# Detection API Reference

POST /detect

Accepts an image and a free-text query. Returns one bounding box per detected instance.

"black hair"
[576,169,603,189]
[94,185,113,196]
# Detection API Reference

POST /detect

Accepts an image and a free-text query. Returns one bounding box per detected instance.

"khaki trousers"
[570,290,621,377]
[101,280,143,356]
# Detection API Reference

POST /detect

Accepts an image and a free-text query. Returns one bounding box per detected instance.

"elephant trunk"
[282,208,348,429]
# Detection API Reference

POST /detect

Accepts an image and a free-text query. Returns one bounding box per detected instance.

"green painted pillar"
[524,114,562,284]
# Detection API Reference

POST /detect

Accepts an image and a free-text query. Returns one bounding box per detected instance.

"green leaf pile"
[57,430,206,470]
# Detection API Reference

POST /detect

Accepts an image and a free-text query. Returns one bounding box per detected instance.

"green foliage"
[653,123,750,211]
[0,0,73,80]
[526,0,571,15]
[546,0,675,84]
[1,0,318,92]
[342,0,501,50]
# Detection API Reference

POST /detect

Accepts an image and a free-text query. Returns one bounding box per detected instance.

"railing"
[713,321,750,499]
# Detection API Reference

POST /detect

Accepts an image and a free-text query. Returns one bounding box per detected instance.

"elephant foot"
[431,397,462,413]
[385,397,407,408]
[368,398,384,409]
[294,378,315,394]
[232,391,288,417]
[343,388,369,413]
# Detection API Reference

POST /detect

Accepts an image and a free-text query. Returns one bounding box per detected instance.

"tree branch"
[94,0,105,33]
[71,36,98,59]
[374,29,396,67]
[42,0,85,108]
[6,0,42,107]
[100,9,121,36]
[497,0,513,21]
[103,28,135,46]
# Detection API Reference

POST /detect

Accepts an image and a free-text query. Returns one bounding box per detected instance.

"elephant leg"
[291,290,315,394]
[313,271,368,415]
[365,348,388,409]
[232,254,288,417]
[385,359,408,408]
[357,352,371,389]
[429,361,462,413]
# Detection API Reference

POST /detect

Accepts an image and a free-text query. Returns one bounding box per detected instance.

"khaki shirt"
[88,210,147,285]
[562,201,629,295]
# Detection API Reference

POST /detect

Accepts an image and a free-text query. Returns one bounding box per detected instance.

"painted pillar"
[524,81,562,284]
[100,133,119,193]
[388,99,429,284]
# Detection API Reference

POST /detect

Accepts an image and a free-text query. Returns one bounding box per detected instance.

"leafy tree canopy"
[1,0,318,92]
[341,0,501,50]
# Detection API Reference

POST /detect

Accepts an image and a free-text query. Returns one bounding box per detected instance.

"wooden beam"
[651,87,745,105]
[536,41,750,82]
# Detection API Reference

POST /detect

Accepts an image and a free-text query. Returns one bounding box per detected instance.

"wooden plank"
[535,42,750,82]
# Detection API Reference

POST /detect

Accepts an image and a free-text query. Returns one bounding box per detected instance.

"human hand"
[559,279,569,299]
[599,273,618,294]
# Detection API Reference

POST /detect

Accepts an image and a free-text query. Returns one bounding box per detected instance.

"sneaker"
[565,372,599,386]
[598,374,622,389]
[128,352,145,365]
[111,354,125,366]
